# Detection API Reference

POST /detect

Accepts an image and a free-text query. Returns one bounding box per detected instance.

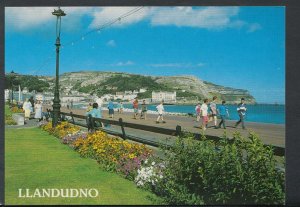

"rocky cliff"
[54,71,256,104]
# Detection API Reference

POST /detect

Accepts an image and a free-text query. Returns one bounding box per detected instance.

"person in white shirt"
[156,101,166,124]
[34,101,43,122]
[235,98,247,129]
[200,99,209,130]
[195,103,201,122]
[209,96,218,129]
[96,97,103,108]
[22,99,32,121]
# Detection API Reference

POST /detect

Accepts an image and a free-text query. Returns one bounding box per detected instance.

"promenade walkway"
[53,106,285,147]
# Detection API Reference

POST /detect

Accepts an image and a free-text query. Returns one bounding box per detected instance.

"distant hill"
[57,71,256,104]
[5,71,255,104]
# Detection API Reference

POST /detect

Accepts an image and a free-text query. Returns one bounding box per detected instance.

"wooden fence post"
[175,125,182,136]
[119,118,126,139]
[70,112,75,124]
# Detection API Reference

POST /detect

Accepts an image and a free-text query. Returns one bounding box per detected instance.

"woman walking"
[200,99,209,130]
[34,101,43,122]
[22,99,31,121]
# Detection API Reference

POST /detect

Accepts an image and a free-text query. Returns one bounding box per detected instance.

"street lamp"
[52,7,66,127]
[9,70,16,104]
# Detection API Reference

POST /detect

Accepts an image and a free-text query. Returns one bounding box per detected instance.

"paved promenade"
[46,106,285,147]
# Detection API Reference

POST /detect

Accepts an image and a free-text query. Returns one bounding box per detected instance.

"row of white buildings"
[101,90,177,103]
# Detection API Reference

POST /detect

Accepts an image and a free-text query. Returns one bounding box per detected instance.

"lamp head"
[52,8,66,17]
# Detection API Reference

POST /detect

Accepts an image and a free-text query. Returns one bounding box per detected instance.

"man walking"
[140,100,148,120]
[235,98,247,129]
[156,101,166,123]
[210,96,218,129]
[133,98,139,119]
[217,101,229,129]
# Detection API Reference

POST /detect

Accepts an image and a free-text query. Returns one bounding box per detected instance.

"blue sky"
[5,6,285,104]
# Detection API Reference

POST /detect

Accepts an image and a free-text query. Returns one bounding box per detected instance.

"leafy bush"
[149,132,284,205]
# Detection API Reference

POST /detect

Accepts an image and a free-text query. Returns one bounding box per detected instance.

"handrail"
[58,111,285,157]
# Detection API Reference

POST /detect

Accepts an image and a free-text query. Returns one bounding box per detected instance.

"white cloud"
[150,7,240,29]
[6,6,261,33]
[89,7,151,29]
[106,40,116,47]
[6,7,54,30]
[247,23,262,33]
[112,61,134,66]
[5,7,94,31]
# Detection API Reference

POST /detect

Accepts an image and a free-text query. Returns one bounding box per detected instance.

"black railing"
[54,111,284,157]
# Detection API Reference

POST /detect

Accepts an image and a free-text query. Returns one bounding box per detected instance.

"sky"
[5,6,285,104]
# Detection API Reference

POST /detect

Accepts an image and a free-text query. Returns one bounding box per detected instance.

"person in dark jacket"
[29,96,35,112]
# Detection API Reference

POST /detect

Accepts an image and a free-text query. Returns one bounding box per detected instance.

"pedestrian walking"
[29,96,34,113]
[140,100,148,120]
[108,99,114,118]
[210,96,218,129]
[119,102,124,114]
[22,98,31,121]
[235,98,247,129]
[200,99,209,130]
[217,100,229,129]
[70,100,73,109]
[195,103,201,122]
[156,101,166,124]
[34,101,43,122]
[133,98,139,119]
[86,103,93,112]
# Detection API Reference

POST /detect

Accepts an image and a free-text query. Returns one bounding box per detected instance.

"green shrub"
[153,132,284,205]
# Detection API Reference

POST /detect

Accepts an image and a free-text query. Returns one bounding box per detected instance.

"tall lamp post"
[52,7,66,127]
[9,70,16,104]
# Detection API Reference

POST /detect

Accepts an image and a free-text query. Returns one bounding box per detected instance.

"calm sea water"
[11,92,284,124]
[122,104,285,124]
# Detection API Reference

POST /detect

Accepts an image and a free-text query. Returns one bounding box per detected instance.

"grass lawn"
[5,127,159,205]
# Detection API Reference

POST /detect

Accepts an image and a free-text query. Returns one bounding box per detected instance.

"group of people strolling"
[195,96,247,130]
[85,96,247,131]
[22,96,43,121]
[85,98,166,124]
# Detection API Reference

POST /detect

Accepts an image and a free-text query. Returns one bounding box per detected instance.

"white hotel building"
[151,91,176,103]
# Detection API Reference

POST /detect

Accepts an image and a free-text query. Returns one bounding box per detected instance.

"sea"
[100,103,285,125]
[11,92,284,124]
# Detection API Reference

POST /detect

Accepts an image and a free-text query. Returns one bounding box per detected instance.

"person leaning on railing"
[86,103,103,132]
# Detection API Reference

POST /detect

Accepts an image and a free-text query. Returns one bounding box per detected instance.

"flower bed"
[5,105,20,125]
[5,115,17,125]
[10,106,24,113]
[40,121,153,180]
